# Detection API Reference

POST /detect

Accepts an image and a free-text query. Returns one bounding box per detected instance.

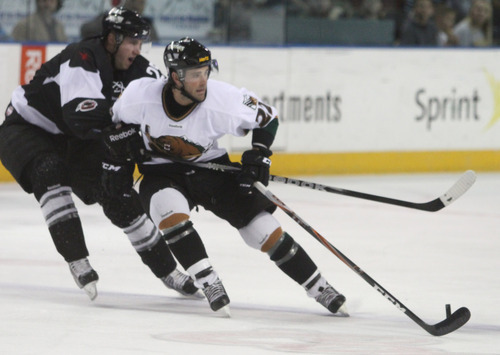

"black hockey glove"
[102,123,150,164]
[237,147,272,195]
[101,161,135,198]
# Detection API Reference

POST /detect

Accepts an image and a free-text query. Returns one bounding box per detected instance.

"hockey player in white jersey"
[102,37,347,314]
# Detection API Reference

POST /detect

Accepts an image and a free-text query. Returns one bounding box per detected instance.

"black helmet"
[102,6,150,40]
[163,37,218,81]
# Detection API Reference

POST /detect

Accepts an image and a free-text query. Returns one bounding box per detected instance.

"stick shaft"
[253,181,470,336]
[178,161,474,212]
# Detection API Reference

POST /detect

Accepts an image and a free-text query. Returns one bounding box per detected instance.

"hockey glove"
[237,148,272,195]
[102,123,150,164]
[101,161,135,198]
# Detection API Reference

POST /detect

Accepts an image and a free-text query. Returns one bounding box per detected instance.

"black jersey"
[10,38,164,140]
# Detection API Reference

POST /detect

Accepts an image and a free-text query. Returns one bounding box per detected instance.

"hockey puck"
[445,304,451,317]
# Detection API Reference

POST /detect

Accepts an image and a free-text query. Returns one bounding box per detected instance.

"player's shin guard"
[123,214,177,277]
[123,214,198,296]
[161,220,209,270]
[39,186,99,300]
[30,154,89,262]
[267,232,318,285]
[162,222,227,309]
[267,232,346,314]
[39,186,89,262]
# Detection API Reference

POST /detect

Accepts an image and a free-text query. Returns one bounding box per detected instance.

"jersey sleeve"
[209,81,279,148]
[110,78,150,125]
[237,86,279,150]
[60,46,111,140]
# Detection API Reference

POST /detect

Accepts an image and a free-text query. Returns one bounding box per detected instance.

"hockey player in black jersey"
[101,37,347,315]
[0,7,198,300]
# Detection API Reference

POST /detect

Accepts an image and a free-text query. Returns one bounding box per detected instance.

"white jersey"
[111,77,278,165]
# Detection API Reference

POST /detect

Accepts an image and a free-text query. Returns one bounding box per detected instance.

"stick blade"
[440,170,476,207]
[424,307,471,336]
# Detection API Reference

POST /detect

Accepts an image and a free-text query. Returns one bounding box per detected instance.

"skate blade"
[217,305,231,318]
[82,281,98,301]
[334,304,350,317]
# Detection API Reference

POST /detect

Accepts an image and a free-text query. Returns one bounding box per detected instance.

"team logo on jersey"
[243,95,258,110]
[145,125,204,159]
[79,51,90,61]
[76,99,98,112]
[113,81,125,95]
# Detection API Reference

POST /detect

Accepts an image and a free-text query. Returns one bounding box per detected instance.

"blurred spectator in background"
[404,1,473,22]
[399,0,439,45]
[436,4,459,45]
[403,0,447,15]
[80,0,119,39]
[0,24,10,41]
[228,0,255,41]
[210,0,256,43]
[288,0,355,19]
[447,0,472,21]
[210,0,229,42]
[453,0,492,45]
[355,0,389,19]
[329,0,356,18]
[80,0,158,42]
[11,0,67,42]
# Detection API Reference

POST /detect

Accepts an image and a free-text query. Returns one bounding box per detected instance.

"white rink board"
[1,44,500,154]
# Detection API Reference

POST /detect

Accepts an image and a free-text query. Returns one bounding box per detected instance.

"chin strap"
[104,32,123,55]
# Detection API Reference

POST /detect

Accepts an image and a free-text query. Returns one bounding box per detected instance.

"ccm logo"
[76,99,98,112]
[102,162,121,171]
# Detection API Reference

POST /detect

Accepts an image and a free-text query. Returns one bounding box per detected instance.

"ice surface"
[1,172,498,354]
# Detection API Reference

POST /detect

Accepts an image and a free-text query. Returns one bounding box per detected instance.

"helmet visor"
[182,59,218,83]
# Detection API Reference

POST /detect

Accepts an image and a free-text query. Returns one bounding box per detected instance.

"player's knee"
[159,213,190,230]
[149,187,190,227]
[238,211,282,251]
[27,154,77,227]
[102,191,143,228]
[29,153,69,201]
[267,232,297,266]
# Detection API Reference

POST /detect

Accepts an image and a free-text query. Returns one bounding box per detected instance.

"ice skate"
[162,269,203,298]
[307,275,348,316]
[202,278,230,315]
[315,284,348,316]
[68,258,99,301]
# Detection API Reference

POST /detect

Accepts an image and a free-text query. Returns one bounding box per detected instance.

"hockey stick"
[270,170,476,212]
[253,181,471,336]
[178,160,476,212]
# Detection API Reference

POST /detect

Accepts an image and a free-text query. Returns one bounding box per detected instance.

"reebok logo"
[109,127,137,142]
